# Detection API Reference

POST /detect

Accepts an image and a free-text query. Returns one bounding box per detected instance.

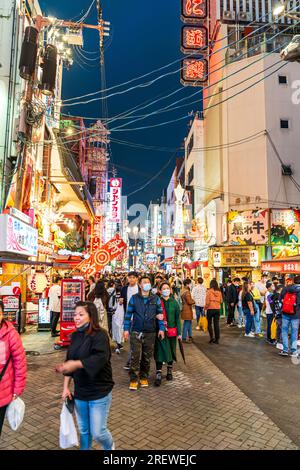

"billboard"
[228,210,269,246]
[109,178,122,223]
[271,209,300,245]
[0,214,38,257]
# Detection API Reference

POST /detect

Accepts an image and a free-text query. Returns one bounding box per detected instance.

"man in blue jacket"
[280,275,300,357]
[124,275,165,390]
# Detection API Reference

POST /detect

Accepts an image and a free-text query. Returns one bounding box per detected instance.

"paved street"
[0,327,298,451]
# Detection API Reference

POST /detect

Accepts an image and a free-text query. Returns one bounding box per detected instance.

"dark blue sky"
[40,0,200,206]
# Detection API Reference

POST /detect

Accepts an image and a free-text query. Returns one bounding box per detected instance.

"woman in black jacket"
[55,301,115,451]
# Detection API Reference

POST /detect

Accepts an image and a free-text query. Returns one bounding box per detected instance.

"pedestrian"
[151,274,164,295]
[123,276,165,390]
[242,282,255,338]
[0,301,27,436]
[56,301,115,451]
[269,284,283,350]
[94,282,106,331]
[120,272,139,371]
[112,285,124,355]
[191,277,206,330]
[279,276,300,357]
[237,287,244,329]
[264,282,276,344]
[205,279,222,344]
[154,282,182,387]
[255,274,268,312]
[48,276,61,338]
[86,276,96,301]
[173,273,183,298]
[226,278,240,327]
[107,281,118,338]
[181,279,195,343]
[250,281,264,337]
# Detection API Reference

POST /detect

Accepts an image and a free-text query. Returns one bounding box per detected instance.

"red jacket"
[0,321,27,407]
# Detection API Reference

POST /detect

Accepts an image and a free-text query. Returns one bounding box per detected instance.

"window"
[280,119,289,129]
[187,134,194,158]
[187,165,194,185]
[278,75,287,85]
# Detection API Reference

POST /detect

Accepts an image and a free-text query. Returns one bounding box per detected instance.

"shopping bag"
[199,316,208,333]
[192,307,197,320]
[271,318,277,341]
[6,397,25,431]
[59,403,79,449]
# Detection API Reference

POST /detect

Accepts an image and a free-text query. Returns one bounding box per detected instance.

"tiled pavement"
[0,330,298,450]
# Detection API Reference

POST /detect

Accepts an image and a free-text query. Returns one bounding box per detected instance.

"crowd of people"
[1,268,300,451]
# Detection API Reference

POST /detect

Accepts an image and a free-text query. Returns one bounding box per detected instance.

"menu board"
[37,298,51,331]
[61,281,82,322]
[2,295,20,325]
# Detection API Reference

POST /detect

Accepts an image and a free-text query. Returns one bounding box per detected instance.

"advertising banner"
[0,214,38,257]
[109,178,122,223]
[228,210,269,246]
[80,234,127,276]
[271,209,300,245]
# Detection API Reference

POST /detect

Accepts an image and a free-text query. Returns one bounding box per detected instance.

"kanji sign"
[181,25,208,53]
[175,238,185,252]
[228,210,269,246]
[91,216,103,253]
[261,261,300,274]
[181,0,208,22]
[79,234,127,276]
[156,236,175,247]
[181,58,208,85]
[109,178,122,223]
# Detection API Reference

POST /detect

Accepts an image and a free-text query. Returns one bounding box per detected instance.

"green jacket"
[154,295,181,364]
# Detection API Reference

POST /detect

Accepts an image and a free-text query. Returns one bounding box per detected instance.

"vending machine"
[56,279,84,348]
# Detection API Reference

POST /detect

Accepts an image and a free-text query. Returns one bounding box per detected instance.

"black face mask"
[77,323,90,332]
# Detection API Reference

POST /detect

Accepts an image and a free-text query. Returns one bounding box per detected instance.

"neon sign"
[181,25,208,53]
[181,0,208,22]
[181,58,208,85]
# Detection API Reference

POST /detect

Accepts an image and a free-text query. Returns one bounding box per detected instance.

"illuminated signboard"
[181,58,208,85]
[109,178,122,223]
[181,25,208,53]
[181,0,208,22]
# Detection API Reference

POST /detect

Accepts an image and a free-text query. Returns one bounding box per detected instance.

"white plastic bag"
[112,303,124,345]
[6,397,25,431]
[59,403,79,449]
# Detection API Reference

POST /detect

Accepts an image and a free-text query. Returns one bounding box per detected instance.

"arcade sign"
[181,25,208,53]
[181,0,208,22]
[181,58,208,86]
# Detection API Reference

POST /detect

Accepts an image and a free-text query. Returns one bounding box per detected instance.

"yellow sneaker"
[129,381,138,391]
[140,378,149,388]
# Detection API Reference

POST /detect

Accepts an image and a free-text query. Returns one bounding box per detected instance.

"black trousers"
[0,405,8,436]
[156,361,173,371]
[227,304,236,325]
[50,311,60,335]
[130,331,156,381]
[207,309,220,341]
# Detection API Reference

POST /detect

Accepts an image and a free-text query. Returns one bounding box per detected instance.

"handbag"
[6,397,25,431]
[0,356,11,382]
[161,300,178,338]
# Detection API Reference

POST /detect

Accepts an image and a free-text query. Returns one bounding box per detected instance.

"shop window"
[280,119,289,129]
[278,75,287,85]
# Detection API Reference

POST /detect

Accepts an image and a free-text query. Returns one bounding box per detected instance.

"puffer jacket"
[205,289,223,311]
[181,289,195,320]
[0,321,27,408]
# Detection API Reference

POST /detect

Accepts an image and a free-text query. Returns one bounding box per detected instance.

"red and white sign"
[261,261,300,273]
[175,238,185,252]
[91,216,103,253]
[181,25,208,53]
[181,0,208,21]
[80,234,127,276]
[109,178,122,223]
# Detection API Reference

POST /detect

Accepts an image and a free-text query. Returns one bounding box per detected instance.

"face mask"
[77,323,89,332]
[107,288,115,294]
[143,283,152,292]
[162,289,170,298]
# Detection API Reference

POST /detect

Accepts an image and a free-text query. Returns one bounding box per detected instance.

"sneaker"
[166,368,173,381]
[111,442,116,450]
[140,378,149,388]
[129,381,138,391]
[290,352,299,358]
[154,372,162,387]
[276,343,283,350]
[244,333,255,338]
[257,333,264,338]
[196,326,200,331]
[115,348,121,355]
[237,325,243,329]
[279,351,289,356]
[123,363,130,370]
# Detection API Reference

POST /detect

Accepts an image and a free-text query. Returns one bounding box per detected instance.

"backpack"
[282,292,297,315]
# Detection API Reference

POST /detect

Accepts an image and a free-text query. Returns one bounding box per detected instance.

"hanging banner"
[79,234,127,276]
[181,58,208,86]
[181,0,208,22]
[181,25,208,53]
[0,214,38,257]
[228,210,269,246]
[109,178,122,223]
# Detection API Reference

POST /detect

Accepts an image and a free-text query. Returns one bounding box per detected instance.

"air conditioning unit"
[255,196,261,203]
[238,12,252,22]
[246,196,251,203]
[223,10,236,21]
[235,197,241,204]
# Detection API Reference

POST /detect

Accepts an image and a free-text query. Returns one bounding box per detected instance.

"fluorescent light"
[273,4,285,16]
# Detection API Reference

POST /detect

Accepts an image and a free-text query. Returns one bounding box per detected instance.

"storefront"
[261,258,300,277]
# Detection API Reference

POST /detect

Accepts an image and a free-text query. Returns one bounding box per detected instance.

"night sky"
[39,0,200,206]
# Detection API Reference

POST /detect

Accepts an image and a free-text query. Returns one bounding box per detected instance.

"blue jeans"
[182,320,193,340]
[253,301,261,334]
[244,308,255,335]
[237,306,244,327]
[282,315,300,354]
[195,306,205,323]
[75,392,113,450]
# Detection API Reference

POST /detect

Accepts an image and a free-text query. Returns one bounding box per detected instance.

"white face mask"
[143,283,152,292]
[107,287,115,294]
